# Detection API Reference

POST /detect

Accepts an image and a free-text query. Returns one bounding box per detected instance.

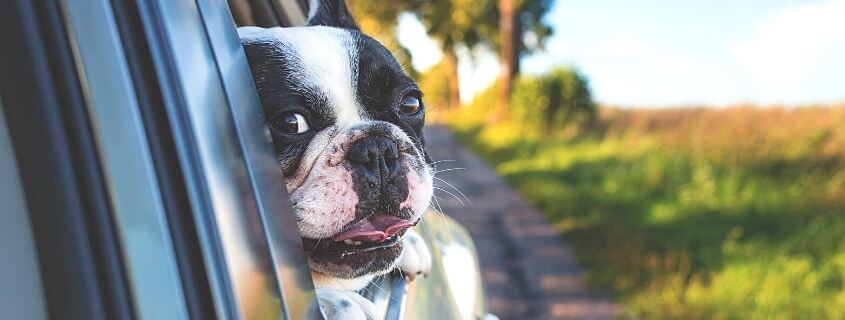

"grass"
[447,106,845,319]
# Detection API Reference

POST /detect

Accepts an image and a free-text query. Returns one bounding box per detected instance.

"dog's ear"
[307,0,359,30]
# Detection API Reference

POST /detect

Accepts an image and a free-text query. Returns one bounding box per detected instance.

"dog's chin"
[302,228,409,279]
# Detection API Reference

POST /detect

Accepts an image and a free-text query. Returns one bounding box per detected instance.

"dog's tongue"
[332,213,413,243]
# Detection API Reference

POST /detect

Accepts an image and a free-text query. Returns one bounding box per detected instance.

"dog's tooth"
[344,239,354,245]
[354,241,362,245]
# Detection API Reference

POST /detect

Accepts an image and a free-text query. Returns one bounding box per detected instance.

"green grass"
[449,108,845,319]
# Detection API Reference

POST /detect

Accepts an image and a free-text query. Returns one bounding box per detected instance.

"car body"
[0,0,491,319]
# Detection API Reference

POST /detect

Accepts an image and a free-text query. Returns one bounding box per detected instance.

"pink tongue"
[332,213,413,243]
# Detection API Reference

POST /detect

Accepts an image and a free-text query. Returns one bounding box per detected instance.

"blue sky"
[398,0,845,107]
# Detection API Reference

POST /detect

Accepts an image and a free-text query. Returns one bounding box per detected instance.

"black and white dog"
[239,0,433,318]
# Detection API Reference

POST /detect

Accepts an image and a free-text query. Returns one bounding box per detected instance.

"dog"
[238,0,433,318]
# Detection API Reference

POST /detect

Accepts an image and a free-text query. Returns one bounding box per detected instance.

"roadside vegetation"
[446,77,845,318]
[344,1,845,317]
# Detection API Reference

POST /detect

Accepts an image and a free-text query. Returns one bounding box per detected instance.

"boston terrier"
[239,0,433,318]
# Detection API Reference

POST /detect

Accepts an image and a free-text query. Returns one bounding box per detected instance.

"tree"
[546,67,596,129]
[346,2,415,74]
[495,0,515,122]
[493,0,553,122]
[348,0,553,111]
[351,0,497,110]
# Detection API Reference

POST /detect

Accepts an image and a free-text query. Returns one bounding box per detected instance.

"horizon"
[397,0,845,108]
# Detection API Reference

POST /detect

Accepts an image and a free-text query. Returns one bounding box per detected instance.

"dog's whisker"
[429,159,456,165]
[433,176,471,204]
[430,196,444,214]
[432,184,466,205]
[428,200,443,215]
[433,167,467,174]
[431,196,445,217]
[423,102,448,114]
[434,186,466,206]
[369,278,390,298]
[429,159,456,169]
[429,196,455,235]
[418,214,429,228]
[429,159,456,172]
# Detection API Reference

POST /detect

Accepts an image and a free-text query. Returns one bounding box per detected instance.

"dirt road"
[424,125,621,320]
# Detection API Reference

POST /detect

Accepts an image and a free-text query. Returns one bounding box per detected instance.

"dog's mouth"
[303,212,417,257]
[333,213,413,243]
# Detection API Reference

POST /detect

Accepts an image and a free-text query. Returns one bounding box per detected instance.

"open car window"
[225,0,411,318]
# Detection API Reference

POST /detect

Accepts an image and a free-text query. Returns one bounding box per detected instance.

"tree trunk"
[443,48,461,110]
[511,19,522,76]
[493,0,516,122]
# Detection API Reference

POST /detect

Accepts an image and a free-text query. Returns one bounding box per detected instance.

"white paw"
[398,228,432,281]
[316,287,377,320]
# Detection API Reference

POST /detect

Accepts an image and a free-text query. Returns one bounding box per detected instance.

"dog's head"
[239,0,433,279]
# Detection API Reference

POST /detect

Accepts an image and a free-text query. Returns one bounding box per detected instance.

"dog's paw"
[316,287,377,320]
[398,229,432,281]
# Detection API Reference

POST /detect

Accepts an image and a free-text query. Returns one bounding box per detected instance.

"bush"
[450,66,596,133]
[452,105,845,319]
[512,67,596,131]
[417,60,453,121]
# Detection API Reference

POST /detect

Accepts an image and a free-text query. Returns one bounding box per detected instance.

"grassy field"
[448,106,845,319]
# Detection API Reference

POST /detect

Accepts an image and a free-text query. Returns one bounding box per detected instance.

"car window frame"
[2,0,318,319]
[123,0,318,318]
[226,1,413,318]
[2,0,416,318]
[0,0,139,318]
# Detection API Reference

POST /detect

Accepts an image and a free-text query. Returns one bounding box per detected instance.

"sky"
[397,0,845,107]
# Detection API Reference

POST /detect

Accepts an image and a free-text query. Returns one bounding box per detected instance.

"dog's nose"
[347,136,400,186]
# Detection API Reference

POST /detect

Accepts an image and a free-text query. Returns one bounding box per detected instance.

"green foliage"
[452,106,845,319]
[347,0,554,70]
[417,61,454,116]
[511,67,595,130]
[346,1,415,73]
[452,67,596,130]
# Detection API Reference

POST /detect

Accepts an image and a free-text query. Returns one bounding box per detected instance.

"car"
[0,0,493,319]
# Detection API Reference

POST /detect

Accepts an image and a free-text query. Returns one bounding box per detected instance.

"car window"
[225,1,413,318]
[122,0,318,318]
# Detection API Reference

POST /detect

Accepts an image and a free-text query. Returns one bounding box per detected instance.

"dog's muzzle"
[347,135,401,188]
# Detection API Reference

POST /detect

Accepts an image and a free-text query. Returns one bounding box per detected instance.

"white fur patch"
[290,159,358,238]
[239,26,365,128]
[238,28,434,281]
[315,287,377,320]
[284,122,433,239]
[398,229,432,278]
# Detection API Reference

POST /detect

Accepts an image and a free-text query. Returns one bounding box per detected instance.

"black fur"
[307,0,359,30]
[240,0,429,279]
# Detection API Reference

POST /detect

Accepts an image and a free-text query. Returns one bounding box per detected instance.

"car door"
[1,0,314,319]
[1,0,492,319]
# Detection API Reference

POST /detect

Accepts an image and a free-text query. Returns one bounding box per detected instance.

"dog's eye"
[273,113,310,135]
[399,95,422,116]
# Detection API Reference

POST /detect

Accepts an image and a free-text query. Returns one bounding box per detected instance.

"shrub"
[450,66,596,133]
[452,105,845,319]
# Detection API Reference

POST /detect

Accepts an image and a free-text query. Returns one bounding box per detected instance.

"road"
[424,125,621,320]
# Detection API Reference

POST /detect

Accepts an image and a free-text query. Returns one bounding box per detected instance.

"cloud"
[590,32,716,106]
[732,0,845,93]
